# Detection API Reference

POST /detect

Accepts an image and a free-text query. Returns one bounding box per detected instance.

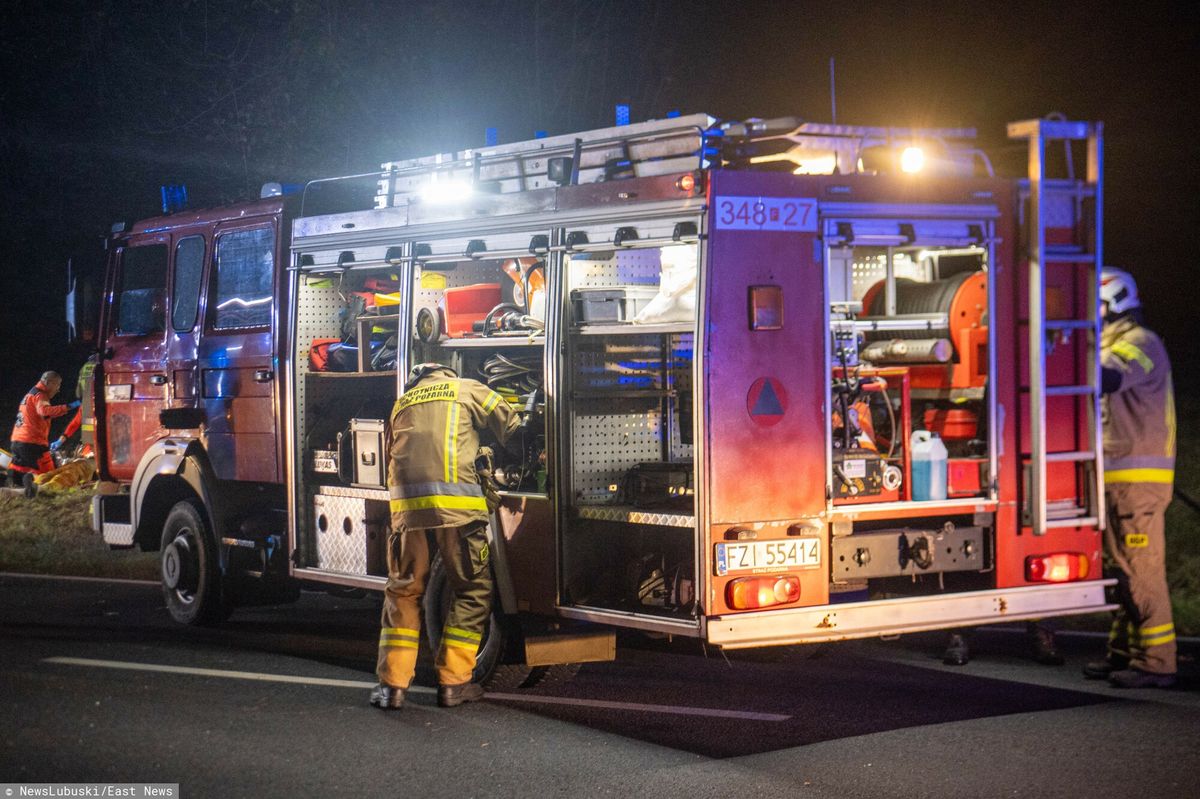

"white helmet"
[1100,267,1140,315]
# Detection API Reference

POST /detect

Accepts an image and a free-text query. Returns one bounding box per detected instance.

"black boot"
[942,633,970,666]
[438,681,485,707]
[1082,658,1126,680]
[369,683,405,710]
[1029,625,1065,666]
[1108,668,1176,689]
[22,472,37,499]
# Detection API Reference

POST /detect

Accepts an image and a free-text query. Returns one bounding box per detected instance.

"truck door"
[102,236,170,481]
[198,221,279,483]
[165,234,207,419]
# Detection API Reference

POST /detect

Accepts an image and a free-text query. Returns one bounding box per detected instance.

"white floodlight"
[900,146,926,174]
[419,177,473,204]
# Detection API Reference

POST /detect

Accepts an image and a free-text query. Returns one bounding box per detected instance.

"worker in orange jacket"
[10,371,79,497]
[371,363,523,710]
[1082,268,1177,689]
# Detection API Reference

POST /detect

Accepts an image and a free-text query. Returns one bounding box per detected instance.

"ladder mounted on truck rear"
[1009,117,1106,536]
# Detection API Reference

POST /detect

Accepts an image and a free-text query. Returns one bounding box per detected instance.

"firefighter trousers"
[1104,482,1177,675]
[376,521,493,689]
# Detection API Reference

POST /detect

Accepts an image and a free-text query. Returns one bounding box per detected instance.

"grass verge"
[0,487,158,580]
[1165,390,1200,638]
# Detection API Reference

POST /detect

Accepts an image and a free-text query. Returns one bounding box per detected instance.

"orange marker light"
[726,574,802,609]
[675,172,701,193]
[1025,553,1089,583]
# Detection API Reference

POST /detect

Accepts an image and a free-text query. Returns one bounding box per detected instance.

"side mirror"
[65,255,100,346]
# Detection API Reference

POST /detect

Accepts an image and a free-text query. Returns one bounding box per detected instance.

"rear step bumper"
[707,580,1116,649]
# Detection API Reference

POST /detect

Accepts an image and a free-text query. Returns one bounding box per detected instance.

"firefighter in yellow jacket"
[1083,268,1177,688]
[371,363,522,709]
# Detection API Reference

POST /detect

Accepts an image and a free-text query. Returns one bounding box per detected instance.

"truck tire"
[423,553,540,690]
[160,499,229,626]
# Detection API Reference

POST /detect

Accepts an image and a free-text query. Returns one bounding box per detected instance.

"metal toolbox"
[571,287,658,324]
[312,490,389,575]
[351,418,387,488]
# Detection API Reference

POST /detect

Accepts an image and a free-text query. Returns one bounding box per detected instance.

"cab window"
[115,243,168,336]
[212,227,275,330]
[172,236,205,332]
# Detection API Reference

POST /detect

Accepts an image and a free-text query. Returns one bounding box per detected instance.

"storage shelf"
[575,504,695,528]
[306,371,395,379]
[910,387,985,401]
[315,485,390,500]
[573,389,675,400]
[433,335,545,348]
[829,497,998,522]
[573,323,693,336]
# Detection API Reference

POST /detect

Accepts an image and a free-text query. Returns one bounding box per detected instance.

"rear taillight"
[726,574,801,609]
[1025,552,1090,583]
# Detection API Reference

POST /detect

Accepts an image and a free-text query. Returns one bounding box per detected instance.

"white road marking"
[44,657,791,721]
[0,571,158,586]
[44,656,431,694]
[485,692,792,721]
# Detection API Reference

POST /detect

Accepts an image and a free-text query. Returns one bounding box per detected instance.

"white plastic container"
[910,430,948,502]
[0,447,12,471]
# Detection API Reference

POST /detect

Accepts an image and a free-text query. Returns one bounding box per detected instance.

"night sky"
[2,0,1197,435]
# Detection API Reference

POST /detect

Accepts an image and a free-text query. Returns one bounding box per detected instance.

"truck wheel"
[423,553,537,690]
[160,500,228,626]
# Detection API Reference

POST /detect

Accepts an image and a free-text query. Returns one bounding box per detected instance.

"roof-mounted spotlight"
[418,176,473,204]
[900,146,926,174]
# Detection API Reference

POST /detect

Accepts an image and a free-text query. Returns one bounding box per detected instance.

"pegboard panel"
[847,251,925,302]
[569,333,696,501]
[566,249,662,290]
[574,338,666,391]
[294,279,347,441]
[571,400,664,502]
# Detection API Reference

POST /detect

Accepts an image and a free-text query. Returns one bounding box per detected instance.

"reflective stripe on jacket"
[11,381,70,446]
[388,367,521,530]
[1101,316,1175,484]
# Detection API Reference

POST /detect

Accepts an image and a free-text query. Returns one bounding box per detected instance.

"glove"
[67,400,81,410]
[50,437,66,452]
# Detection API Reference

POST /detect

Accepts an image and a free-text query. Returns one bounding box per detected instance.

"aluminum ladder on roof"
[374,113,716,208]
[1008,117,1106,536]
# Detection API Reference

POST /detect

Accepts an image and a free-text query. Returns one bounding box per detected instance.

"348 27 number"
[714,196,818,232]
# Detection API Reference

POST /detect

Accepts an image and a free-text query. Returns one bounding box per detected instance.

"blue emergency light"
[485,127,498,146]
[161,184,188,214]
[615,104,630,127]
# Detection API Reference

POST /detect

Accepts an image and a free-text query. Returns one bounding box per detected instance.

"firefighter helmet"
[1100,267,1140,316]
[404,362,456,391]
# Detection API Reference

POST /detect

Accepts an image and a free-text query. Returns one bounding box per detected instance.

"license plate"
[715,538,821,576]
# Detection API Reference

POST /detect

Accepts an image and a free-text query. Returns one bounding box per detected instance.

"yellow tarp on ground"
[34,459,96,491]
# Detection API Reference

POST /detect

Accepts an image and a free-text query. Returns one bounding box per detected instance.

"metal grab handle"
[149,374,168,386]
[254,369,274,383]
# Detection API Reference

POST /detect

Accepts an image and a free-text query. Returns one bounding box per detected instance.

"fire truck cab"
[90,113,1114,676]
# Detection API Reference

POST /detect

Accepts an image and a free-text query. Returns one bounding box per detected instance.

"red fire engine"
[81,113,1114,681]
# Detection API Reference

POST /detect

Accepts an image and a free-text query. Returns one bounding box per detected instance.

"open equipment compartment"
[559,238,700,621]
[822,210,1001,600]
[288,244,402,582]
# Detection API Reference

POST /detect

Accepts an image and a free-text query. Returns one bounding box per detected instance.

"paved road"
[1,573,1197,798]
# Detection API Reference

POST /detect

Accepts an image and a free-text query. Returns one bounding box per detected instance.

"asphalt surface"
[1,573,1198,798]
